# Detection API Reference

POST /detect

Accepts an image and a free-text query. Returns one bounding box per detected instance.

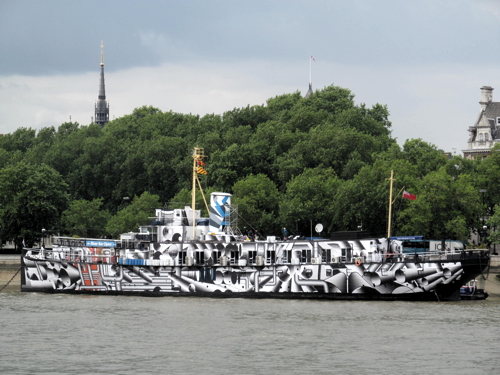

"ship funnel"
[209,192,232,234]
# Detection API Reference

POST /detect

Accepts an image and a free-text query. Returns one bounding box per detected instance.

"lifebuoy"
[355,258,362,266]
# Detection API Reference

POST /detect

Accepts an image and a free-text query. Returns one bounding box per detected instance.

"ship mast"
[387,170,395,238]
[192,148,209,239]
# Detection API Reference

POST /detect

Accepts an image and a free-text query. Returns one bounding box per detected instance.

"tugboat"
[20,151,491,301]
[460,279,489,300]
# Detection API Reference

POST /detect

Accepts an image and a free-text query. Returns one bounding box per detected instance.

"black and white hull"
[21,240,489,301]
[21,195,490,301]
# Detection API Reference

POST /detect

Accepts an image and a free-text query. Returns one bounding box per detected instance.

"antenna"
[100,40,104,66]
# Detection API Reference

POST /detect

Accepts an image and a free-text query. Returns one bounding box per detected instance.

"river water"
[0,287,499,375]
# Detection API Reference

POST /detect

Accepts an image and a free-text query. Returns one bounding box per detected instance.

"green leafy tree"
[0,85,401,240]
[398,168,481,247]
[331,164,392,235]
[0,127,37,153]
[105,192,161,237]
[474,143,500,218]
[280,168,341,236]
[330,142,424,236]
[61,198,111,238]
[487,204,500,246]
[232,174,280,237]
[0,162,69,250]
[401,138,448,177]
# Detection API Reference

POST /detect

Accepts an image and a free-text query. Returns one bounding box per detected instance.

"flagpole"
[309,55,312,85]
[387,170,395,238]
[192,147,208,239]
[192,148,198,239]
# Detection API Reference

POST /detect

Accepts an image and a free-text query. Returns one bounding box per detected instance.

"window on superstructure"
[179,250,186,265]
[301,249,312,263]
[321,249,332,263]
[266,250,276,264]
[247,250,257,264]
[195,251,205,265]
[230,250,239,264]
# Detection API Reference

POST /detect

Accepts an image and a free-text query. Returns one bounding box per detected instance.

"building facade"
[463,86,500,159]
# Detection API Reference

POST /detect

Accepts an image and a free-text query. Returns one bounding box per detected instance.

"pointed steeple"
[95,40,109,127]
[305,82,313,98]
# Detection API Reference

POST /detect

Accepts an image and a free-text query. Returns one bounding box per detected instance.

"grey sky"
[2,0,500,155]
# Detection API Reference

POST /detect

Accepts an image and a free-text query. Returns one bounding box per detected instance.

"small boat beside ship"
[460,279,489,300]
[20,152,491,301]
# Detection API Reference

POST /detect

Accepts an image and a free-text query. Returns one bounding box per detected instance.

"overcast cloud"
[2,0,500,154]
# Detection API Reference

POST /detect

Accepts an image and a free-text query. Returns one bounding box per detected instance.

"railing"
[399,249,489,263]
[24,247,489,267]
[24,248,118,264]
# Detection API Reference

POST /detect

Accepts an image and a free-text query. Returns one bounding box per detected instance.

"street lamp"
[41,228,46,248]
[479,189,487,245]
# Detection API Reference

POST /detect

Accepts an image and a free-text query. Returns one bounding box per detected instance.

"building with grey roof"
[463,86,500,160]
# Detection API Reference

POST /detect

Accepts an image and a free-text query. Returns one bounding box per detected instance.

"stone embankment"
[0,254,21,290]
[477,255,500,297]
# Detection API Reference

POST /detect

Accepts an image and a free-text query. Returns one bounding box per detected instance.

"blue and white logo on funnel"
[209,192,232,233]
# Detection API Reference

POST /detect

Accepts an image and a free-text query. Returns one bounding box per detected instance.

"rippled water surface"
[1,290,499,375]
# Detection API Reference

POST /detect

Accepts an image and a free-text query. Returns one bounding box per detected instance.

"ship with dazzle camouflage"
[21,149,490,301]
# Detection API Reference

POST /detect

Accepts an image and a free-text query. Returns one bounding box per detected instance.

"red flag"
[197,159,205,166]
[403,190,417,201]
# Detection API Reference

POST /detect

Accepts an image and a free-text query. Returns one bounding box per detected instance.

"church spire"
[95,40,109,127]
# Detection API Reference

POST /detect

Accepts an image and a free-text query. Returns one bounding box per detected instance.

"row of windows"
[164,250,351,265]
[477,133,490,141]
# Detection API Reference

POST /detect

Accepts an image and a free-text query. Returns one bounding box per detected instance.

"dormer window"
[485,133,489,141]
[497,117,500,125]
[479,133,484,141]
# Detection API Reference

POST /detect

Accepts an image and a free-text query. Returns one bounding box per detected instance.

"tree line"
[0,84,498,251]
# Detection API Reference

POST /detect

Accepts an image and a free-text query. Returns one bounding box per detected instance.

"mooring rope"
[0,266,22,293]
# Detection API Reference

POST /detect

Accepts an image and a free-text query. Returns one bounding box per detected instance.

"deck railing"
[24,246,489,267]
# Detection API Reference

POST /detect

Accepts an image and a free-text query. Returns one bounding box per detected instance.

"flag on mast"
[403,190,417,201]
[197,166,208,174]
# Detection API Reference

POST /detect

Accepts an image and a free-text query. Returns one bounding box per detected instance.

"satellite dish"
[315,223,323,233]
